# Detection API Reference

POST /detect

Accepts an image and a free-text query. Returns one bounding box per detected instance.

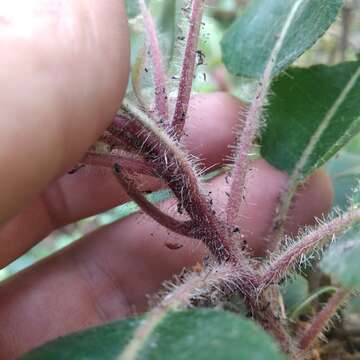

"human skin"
[0,1,333,358]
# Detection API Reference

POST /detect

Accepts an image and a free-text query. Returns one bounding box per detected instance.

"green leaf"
[281,274,309,314]
[125,1,141,18]
[125,0,151,18]
[289,286,338,320]
[21,310,285,360]
[221,0,342,78]
[321,226,360,289]
[261,60,360,178]
[21,317,140,360]
[327,151,360,210]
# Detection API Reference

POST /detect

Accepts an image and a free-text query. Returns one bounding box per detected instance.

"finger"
[0,0,130,222]
[234,159,334,255]
[0,92,241,268]
[0,159,333,359]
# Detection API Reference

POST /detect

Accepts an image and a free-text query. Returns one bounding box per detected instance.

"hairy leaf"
[327,151,360,210]
[221,0,342,78]
[281,274,309,315]
[261,60,360,178]
[21,310,285,360]
[321,226,360,289]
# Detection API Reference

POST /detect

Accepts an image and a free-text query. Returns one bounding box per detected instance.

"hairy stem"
[139,0,169,122]
[259,209,360,289]
[246,291,300,359]
[118,264,237,360]
[82,152,154,175]
[131,43,149,113]
[226,0,303,226]
[172,0,205,136]
[99,132,145,154]
[110,102,239,263]
[299,288,351,351]
[113,163,195,238]
[273,63,360,243]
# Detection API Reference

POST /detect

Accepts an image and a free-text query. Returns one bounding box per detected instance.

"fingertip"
[286,168,334,233]
[184,92,243,166]
[0,0,130,222]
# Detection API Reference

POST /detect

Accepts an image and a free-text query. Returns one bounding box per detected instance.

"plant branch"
[82,152,155,176]
[110,102,239,263]
[273,63,360,243]
[99,132,141,153]
[139,0,169,123]
[244,289,300,358]
[299,288,351,351]
[113,163,195,238]
[172,0,206,137]
[131,43,149,113]
[99,133,124,149]
[226,0,303,226]
[259,209,360,290]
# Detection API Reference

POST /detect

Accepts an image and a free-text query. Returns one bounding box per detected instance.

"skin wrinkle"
[71,247,133,322]
[70,255,118,323]
[39,179,70,229]
[93,260,133,320]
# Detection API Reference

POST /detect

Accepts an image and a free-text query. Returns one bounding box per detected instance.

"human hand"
[0,1,333,358]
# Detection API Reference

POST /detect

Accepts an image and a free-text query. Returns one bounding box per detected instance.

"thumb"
[0,0,130,222]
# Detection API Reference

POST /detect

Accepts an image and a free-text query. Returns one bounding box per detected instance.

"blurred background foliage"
[1,0,360,282]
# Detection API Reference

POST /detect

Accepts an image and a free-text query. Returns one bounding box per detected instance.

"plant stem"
[110,104,237,263]
[172,0,205,137]
[246,291,300,359]
[226,0,303,227]
[259,209,360,290]
[131,43,149,113]
[82,152,154,175]
[113,163,195,238]
[139,0,169,122]
[99,132,145,154]
[299,288,351,351]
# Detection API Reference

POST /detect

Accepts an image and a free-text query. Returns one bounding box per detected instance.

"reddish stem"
[139,0,169,122]
[82,152,154,176]
[226,0,303,228]
[131,44,150,114]
[299,289,350,351]
[172,0,205,137]
[109,115,236,263]
[249,293,299,358]
[99,132,136,151]
[259,210,360,290]
[113,163,194,238]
